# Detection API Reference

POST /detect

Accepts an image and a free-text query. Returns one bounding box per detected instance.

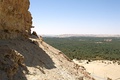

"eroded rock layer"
[0,0,32,39]
[0,45,27,80]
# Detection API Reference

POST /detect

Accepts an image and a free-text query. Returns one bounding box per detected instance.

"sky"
[29,0,120,35]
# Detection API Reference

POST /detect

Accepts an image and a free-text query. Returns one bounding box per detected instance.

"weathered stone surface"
[0,46,27,80]
[0,0,32,39]
[0,0,95,80]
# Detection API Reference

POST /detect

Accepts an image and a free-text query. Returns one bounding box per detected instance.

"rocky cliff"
[0,0,95,80]
[0,0,32,39]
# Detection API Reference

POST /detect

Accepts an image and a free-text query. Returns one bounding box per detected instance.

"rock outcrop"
[0,45,28,80]
[0,0,32,39]
[0,0,95,80]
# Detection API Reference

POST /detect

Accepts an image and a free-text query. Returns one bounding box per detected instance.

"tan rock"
[0,0,32,39]
[0,45,27,80]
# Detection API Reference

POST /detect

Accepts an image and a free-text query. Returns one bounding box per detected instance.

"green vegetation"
[43,37,120,60]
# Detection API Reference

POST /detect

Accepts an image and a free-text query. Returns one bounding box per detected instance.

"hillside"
[0,0,94,80]
[0,36,95,80]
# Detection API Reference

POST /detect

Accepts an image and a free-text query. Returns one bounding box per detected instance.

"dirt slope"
[0,36,94,80]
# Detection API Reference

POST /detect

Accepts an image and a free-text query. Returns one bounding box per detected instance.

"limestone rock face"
[0,46,27,80]
[0,0,32,39]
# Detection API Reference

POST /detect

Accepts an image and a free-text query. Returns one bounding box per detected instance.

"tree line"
[44,37,120,60]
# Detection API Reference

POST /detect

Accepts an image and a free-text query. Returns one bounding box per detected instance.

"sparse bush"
[117,61,120,65]
[107,77,112,80]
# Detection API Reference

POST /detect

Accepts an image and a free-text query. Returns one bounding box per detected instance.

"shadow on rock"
[0,38,56,80]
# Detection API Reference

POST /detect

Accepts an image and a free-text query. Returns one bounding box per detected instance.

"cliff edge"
[0,0,94,80]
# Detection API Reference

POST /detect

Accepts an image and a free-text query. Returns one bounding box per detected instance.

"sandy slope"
[73,59,120,80]
[26,38,94,80]
[0,37,94,80]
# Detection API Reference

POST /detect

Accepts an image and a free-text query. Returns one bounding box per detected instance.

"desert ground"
[73,59,120,80]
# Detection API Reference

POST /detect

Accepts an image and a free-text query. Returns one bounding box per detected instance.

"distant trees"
[44,37,120,60]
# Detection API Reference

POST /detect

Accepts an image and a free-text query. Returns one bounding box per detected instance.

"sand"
[73,59,120,80]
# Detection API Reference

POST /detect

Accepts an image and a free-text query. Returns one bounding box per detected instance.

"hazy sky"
[29,0,120,35]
